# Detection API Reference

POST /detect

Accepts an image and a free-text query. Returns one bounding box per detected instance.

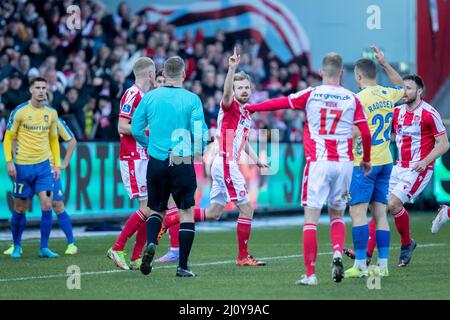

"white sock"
[354,259,367,271]
[170,247,179,252]
[444,211,450,223]
[377,258,388,268]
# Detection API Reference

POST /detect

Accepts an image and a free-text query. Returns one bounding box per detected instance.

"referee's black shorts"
[146,156,197,212]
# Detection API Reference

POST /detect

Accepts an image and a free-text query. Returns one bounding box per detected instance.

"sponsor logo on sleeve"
[121,104,132,114]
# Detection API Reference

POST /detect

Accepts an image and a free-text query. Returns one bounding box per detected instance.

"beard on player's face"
[236,95,249,104]
[403,91,418,105]
[235,89,250,104]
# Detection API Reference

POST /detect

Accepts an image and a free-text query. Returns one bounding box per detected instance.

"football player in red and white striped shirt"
[161,47,269,267]
[107,57,178,270]
[384,75,448,267]
[246,53,372,285]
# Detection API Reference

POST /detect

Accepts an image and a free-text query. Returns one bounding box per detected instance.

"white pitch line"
[0,243,445,283]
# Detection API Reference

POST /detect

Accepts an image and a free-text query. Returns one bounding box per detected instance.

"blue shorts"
[53,178,65,201]
[348,164,393,206]
[14,160,54,199]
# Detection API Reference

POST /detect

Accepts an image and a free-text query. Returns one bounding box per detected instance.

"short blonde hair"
[233,71,251,82]
[133,57,155,79]
[321,52,343,78]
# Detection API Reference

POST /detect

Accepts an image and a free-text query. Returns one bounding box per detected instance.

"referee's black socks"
[179,222,195,270]
[146,214,163,245]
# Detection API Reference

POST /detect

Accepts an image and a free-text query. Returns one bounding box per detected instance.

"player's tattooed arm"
[223,46,240,108]
[352,126,361,149]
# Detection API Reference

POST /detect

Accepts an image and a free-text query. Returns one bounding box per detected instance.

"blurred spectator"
[58,87,85,140]
[155,70,164,86]
[94,95,114,140]
[17,54,31,80]
[84,97,98,139]
[203,96,220,129]
[2,70,30,111]
[0,0,316,142]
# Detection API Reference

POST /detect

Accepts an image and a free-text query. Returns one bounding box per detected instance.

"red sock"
[163,207,179,228]
[330,217,345,254]
[393,208,411,246]
[367,219,377,257]
[131,221,147,261]
[194,208,206,222]
[303,224,317,277]
[163,207,206,228]
[447,208,450,218]
[168,223,180,248]
[237,216,252,260]
[112,209,147,251]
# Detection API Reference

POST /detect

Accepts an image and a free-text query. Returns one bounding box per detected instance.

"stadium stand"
[0,0,318,142]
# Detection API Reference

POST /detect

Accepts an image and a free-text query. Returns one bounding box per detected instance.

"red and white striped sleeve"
[353,96,367,124]
[246,87,313,113]
[119,90,142,120]
[287,87,314,110]
[426,107,446,137]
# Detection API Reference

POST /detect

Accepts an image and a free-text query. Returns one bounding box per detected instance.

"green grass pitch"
[0,213,449,300]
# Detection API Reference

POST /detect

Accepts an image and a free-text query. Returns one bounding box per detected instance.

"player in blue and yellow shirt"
[51,118,78,255]
[3,117,78,257]
[3,77,61,258]
[345,46,405,278]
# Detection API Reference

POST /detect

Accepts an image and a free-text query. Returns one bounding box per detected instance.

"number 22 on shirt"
[371,112,393,145]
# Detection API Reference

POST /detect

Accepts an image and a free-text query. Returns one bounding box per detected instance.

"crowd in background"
[0,0,320,142]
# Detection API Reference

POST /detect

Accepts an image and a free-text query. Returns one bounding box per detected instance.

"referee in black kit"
[131,56,208,277]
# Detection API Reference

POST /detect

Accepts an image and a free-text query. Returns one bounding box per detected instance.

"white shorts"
[210,156,249,207]
[302,160,353,210]
[389,164,433,204]
[120,159,148,200]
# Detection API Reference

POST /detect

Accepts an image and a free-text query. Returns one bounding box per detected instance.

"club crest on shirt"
[121,104,132,114]
[44,115,49,122]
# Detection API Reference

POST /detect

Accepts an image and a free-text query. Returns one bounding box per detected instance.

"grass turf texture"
[0,213,449,300]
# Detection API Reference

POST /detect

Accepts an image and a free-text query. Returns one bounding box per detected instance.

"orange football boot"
[236,255,266,266]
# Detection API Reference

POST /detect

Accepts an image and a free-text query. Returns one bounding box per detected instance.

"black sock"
[179,222,195,269]
[146,214,163,245]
